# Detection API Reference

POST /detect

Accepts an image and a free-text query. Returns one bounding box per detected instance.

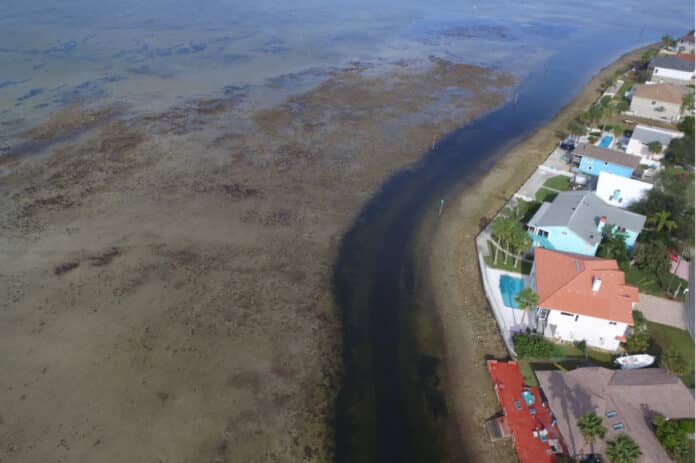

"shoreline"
[423,44,655,461]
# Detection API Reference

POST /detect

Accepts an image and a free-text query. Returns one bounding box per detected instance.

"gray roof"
[630,125,683,146]
[528,191,646,246]
[651,55,695,72]
[574,143,642,170]
[537,367,695,462]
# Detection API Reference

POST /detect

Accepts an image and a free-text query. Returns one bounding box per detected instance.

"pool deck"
[487,360,566,463]
[476,232,535,353]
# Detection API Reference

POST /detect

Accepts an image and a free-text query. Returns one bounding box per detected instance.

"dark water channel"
[332,35,654,462]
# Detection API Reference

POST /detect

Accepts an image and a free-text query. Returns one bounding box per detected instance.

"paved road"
[638,293,691,332]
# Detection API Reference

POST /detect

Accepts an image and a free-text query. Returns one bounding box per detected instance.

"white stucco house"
[629,83,691,123]
[595,172,653,209]
[650,56,695,86]
[625,124,684,167]
[530,248,638,352]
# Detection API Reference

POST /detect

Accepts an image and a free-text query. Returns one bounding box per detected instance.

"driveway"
[638,293,691,332]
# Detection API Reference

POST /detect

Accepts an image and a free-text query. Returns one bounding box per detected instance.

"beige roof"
[537,367,695,462]
[574,143,642,169]
[633,83,691,105]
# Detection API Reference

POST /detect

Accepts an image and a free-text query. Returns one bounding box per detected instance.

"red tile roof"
[534,248,638,324]
[487,360,566,463]
[676,53,695,63]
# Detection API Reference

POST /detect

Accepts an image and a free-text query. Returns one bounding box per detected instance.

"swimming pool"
[598,135,614,148]
[499,275,525,308]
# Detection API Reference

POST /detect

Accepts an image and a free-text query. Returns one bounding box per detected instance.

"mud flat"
[0,59,512,463]
[425,45,653,461]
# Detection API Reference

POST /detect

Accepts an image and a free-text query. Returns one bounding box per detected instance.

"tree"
[677,115,694,138]
[647,211,677,233]
[623,310,651,354]
[664,135,695,167]
[605,434,642,463]
[491,216,517,264]
[647,141,662,154]
[661,35,677,49]
[515,287,539,311]
[681,93,694,113]
[653,415,690,461]
[639,48,658,66]
[597,228,630,270]
[661,349,688,376]
[633,241,671,276]
[577,411,608,456]
[567,119,586,136]
[510,227,532,268]
[615,98,630,112]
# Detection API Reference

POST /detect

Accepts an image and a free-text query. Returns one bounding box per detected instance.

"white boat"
[615,354,655,369]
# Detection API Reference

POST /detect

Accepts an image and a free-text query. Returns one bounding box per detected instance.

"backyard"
[647,321,695,388]
[534,175,571,203]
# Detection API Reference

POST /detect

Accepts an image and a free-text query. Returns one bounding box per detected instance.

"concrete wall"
[578,155,634,178]
[630,96,683,122]
[541,308,630,351]
[596,172,653,209]
[651,67,694,85]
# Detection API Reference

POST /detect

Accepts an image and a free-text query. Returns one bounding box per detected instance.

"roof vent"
[592,277,602,293]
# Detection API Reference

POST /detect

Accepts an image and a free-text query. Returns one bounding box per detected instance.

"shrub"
[653,415,691,461]
[513,333,560,359]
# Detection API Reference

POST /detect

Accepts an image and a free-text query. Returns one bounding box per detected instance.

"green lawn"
[543,175,571,191]
[535,188,558,203]
[517,345,615,387]
[484,241,532,275]
[625,266,688,301]
[647,321,695,388]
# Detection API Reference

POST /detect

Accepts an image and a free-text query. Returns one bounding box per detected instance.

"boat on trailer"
[615,354,655,369]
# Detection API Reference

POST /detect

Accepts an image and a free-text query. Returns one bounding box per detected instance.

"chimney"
[592,277,602,293]
[597,216,608,232]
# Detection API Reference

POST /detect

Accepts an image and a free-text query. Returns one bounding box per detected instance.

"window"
[604,161,608,166]
[651,100,656,105]
[609,321,617,325]
[574,315,579,322]
[560,312,573,317]
[587,165,592,170]
[561,231,567,235]
[616,226,627,233]
[537,229,549,238]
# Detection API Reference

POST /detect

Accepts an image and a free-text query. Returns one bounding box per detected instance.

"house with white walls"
[650,56,695,86]
[530,248,638,352]
[677,31,695,53]
[595,172,653,209]
[625,124,684,167]
[629,83,691,122]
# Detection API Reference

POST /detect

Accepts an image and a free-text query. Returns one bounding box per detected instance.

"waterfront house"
[625,124,684,167]
[530,247,638,351]
[487,360,565,463]
[595,172,653,209]
[527,191,646,255]
[537,367,695,462]
[649,55,695,86]
[572,143,641,178]
[677,31,695,53]
[629,83,691,123]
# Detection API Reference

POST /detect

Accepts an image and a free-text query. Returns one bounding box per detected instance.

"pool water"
[598,135,614,148]
[499,275,525,308]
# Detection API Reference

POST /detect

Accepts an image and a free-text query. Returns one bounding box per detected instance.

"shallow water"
[0,0,691,139]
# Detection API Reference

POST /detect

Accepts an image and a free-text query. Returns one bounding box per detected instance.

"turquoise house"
[527,191,646,256]
[573,143,641,178]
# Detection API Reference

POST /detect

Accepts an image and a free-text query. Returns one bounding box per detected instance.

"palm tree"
[510,227,532,268]
[491,217,517,264]
[605,433,641,463]
[515,287,539,327]
[647,211,677,233]
[577,411,607,457]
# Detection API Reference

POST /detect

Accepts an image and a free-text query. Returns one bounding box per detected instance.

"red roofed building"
[531,248,638,351]
[487,360,566,463]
